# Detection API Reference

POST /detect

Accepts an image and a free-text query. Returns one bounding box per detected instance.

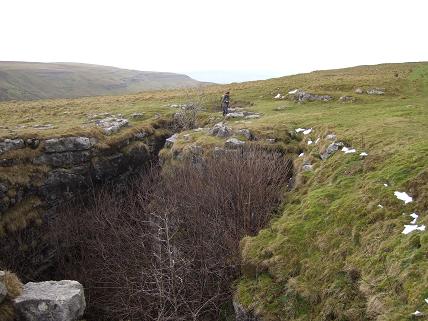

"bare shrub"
[50,149,293,321]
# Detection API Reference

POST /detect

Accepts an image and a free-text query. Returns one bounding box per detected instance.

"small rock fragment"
[302,164,313,172]
[366,88,385,95]
[326,134,336,141]
[131,113,144,119]
[96,117,129,135]
[339,95,355,102]
[225,138,245,149]
[320,142,344,160]
[165,134,178,148]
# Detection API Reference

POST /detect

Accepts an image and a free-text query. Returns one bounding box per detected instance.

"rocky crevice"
[0,122,173,237]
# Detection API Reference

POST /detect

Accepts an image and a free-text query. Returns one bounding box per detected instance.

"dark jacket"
[221,94,230,106]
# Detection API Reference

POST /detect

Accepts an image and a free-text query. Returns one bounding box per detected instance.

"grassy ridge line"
[0,61,207,101]
[234,65,428,320]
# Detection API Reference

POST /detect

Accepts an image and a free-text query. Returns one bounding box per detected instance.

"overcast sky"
[1,0,427,83]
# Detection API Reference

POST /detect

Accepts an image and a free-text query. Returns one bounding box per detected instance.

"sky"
[1,0,427,83]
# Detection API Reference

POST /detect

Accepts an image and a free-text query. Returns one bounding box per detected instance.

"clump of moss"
[0,270,23,321]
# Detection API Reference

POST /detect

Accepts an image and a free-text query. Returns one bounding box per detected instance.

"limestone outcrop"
[0,123,172,232]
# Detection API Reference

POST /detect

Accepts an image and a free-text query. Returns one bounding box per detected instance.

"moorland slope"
[0,61,206,101]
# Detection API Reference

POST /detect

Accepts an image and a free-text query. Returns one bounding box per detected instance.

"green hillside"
[0,61,206,101]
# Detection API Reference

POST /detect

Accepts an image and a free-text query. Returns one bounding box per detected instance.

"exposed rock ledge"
[0,123,172,237]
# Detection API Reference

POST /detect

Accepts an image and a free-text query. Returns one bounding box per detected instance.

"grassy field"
[1,61,428,320]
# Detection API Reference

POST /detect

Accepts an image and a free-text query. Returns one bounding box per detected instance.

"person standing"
[221,91,230,116]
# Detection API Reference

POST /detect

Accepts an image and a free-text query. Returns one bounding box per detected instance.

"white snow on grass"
[295,128,305,133]
[425,298,428,304]
[384,183,388,187]
[303,128,312,135]
[378,204,384,208]
[315,138,320,144]
[410,213,419,224]
[274,93,281,99]
[299,153,304,157]
[342,147,356,154]
[394,191,413,204]
[360,152,368,157]
[412,311,423,317]
[402,225,426,235]
[308,140,313,145]
[288,89,299,94]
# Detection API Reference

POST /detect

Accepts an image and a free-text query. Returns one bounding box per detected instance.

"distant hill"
[0,62,208,101]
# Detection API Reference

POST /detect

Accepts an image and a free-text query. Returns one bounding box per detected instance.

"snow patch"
[394,191,413,204]
[308,140,313,145]
[402,225,426,235]
[299,153,304,157]
[303,128,312,135]
[378,204,384,208]
[295,128,306,133]
[274,93,282,99]
[412,311,423,317]
[384,183,388,187]
[315,138,320,144]
[425,298,428,304]
[342,147,356,154]
[360,152,368,157]
[288,89,299,94]
[410,213,419,224]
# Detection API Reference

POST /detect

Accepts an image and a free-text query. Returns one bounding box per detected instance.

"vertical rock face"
[233,301,261,321]
[43,137,93,153]
[13,280,85,321]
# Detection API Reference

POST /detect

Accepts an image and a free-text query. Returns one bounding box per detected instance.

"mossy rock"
[0,270,23,321]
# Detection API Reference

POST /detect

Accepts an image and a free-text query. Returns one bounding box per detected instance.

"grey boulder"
[14,280,85,321]
[210,122,233,138]
[238,129,254,140]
